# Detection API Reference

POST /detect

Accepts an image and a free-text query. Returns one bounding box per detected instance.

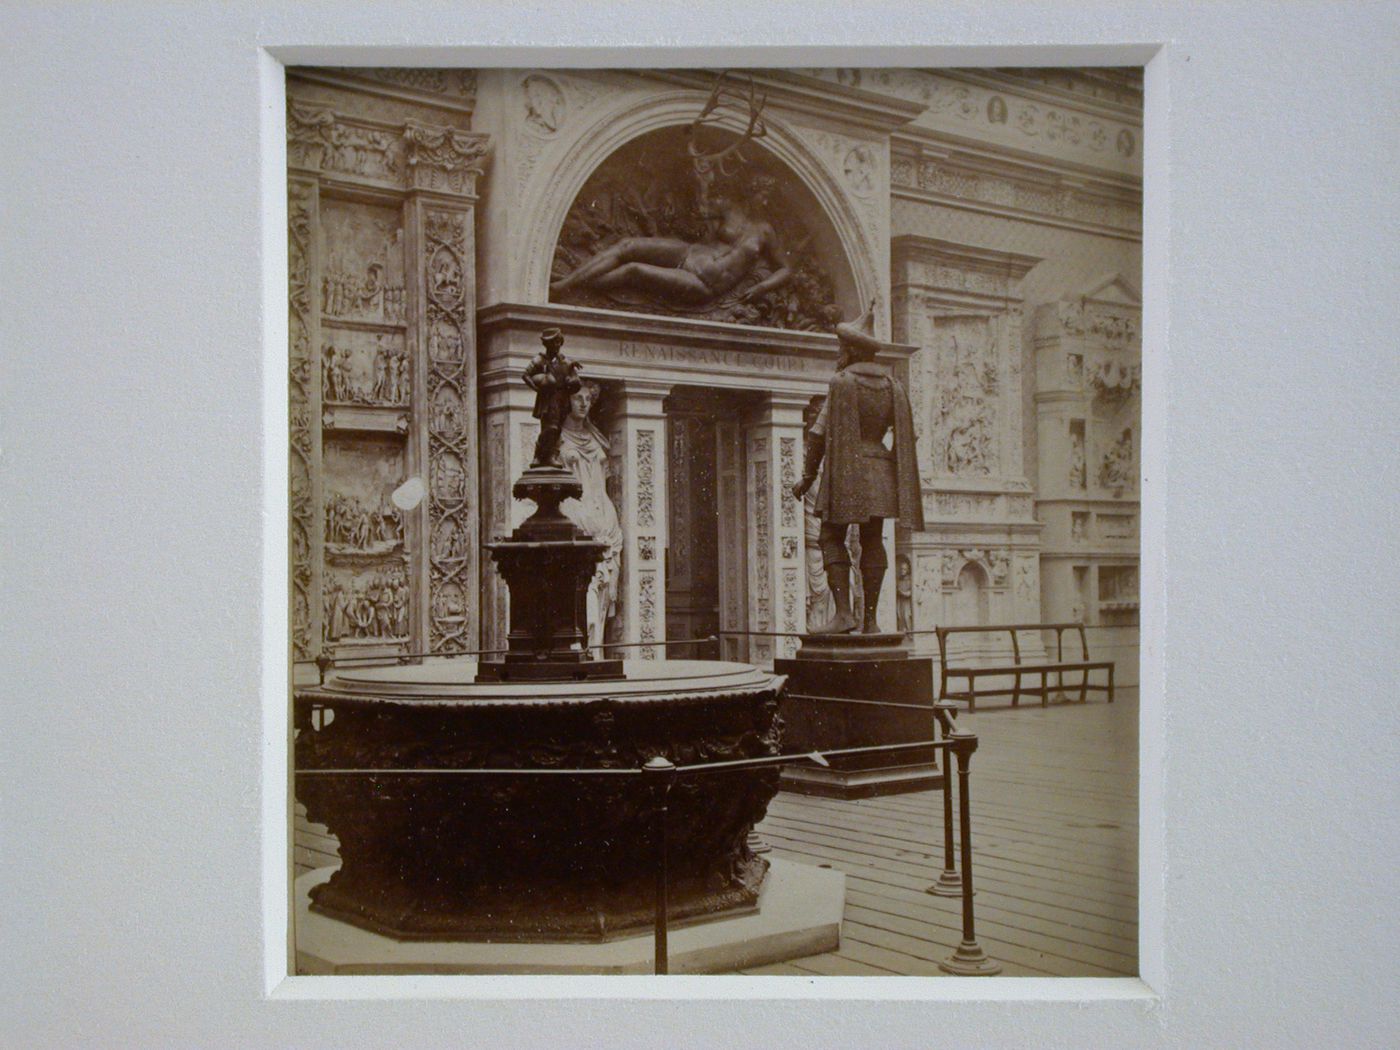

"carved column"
[614,381,669,660]
[405,123,490,654]
[743,395,808,664]
[288,176,323,669]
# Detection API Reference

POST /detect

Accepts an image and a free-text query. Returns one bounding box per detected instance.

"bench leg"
[1079,669,1089,704]
[1108,666,1115,703]
[1011,670,1020,708]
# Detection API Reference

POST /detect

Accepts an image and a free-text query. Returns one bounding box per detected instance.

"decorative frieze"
[891,150,1141,239]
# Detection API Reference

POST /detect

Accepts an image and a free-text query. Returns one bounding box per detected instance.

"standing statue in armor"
[792,301,925,634]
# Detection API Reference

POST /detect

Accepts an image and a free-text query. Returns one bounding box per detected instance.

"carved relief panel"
[321,437,411,647]
[320,200,406,325]
[287,76,489,671]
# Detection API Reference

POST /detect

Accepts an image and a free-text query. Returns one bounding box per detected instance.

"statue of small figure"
[522,327,583,469]
[896,555,914,634]
[792,301,925,634]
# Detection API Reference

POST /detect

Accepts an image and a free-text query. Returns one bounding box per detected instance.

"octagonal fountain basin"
[295,659,787,942]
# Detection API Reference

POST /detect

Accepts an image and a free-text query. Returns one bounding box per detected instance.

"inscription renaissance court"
[289,64,1143,977]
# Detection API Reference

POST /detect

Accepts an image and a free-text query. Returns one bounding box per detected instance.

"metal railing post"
[926,701,962,898]
[644,755,678,975]
[938,726,1001,975]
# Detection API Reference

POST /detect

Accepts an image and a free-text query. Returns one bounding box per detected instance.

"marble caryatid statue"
[521,327,583,469]
[792,301,925,635]
[558,380,624,650]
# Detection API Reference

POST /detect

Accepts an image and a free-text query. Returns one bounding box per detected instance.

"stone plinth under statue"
[776,636,940,799]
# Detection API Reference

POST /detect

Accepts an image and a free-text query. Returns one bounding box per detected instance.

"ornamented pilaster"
[745,397,808,663]
[404,119,491,654]
[288,177,322,662]
[616,383,669,659]
[416,205,476,652]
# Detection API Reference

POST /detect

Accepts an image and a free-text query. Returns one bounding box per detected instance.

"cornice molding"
[946,69,1143,124]
[625,69,926,135]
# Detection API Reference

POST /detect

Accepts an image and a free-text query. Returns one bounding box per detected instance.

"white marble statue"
[558,381,624,651]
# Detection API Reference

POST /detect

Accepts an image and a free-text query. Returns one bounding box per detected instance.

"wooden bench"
[935,622,1115,711]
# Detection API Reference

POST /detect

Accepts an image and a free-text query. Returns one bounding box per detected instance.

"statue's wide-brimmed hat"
[834,302,890,358]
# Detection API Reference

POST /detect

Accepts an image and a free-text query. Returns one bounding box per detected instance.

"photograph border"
[260,42,1164,1003]
[8,3,1394,1047]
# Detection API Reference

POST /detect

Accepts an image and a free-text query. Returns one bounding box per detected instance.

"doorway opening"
[664,387,760,661]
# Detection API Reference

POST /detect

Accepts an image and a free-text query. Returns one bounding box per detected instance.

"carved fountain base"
[295,660,791,944]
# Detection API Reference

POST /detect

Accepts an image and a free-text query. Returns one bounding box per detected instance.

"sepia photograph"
[6,2,1396,1046]
[287,64,1144,977]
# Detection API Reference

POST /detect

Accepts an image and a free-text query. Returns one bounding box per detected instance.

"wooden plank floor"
[295,688,1138,977]
[740,689,1139,976]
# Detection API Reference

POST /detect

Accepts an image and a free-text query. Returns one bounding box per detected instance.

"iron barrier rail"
[292,732,997,976]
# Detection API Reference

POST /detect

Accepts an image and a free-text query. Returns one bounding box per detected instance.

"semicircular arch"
[519,90,878,321]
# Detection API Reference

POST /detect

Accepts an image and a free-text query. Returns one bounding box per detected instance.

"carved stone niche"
[548,125,858,332]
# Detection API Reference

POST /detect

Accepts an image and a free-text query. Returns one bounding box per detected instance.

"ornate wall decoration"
[941,550,962,588]
[404,122,489,196]
[288,102,403,182]
[1069,424,1087,490]
[781,567,800,653]
[635,429,655,528]
[779,437,799,529]
[842,144,878,197]
[287,102,336,171]
[550,126,844,332]
[423,208,473,652]
[1015,555,1038,603]
[637,536,656,562]
[288,180,317,661]
[321,333,410,407]
[893,156,1141,236]
[780,536,798,560]
[522,74,566,135]
[638,570,658,659]
[988,550,1010,587]
[1098,428,1135,492]
[753,459,771,630]
[1087,350,1142,398]
[320,202,405,325]
[1059,300,1140,345]
[323,564,410,644]
[929,316,999,477]
[351,68,478,107]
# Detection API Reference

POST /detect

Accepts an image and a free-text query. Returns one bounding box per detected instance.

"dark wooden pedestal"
[775,645,940,799]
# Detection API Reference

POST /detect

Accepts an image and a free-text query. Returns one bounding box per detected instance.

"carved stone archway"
[518,90,881,323]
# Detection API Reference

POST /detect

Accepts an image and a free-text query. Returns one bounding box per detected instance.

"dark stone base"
[796,631,908,661]
[775,653,940,800]
[296,666,784,943]
[475,656,625,682]
[310,854,769,943]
